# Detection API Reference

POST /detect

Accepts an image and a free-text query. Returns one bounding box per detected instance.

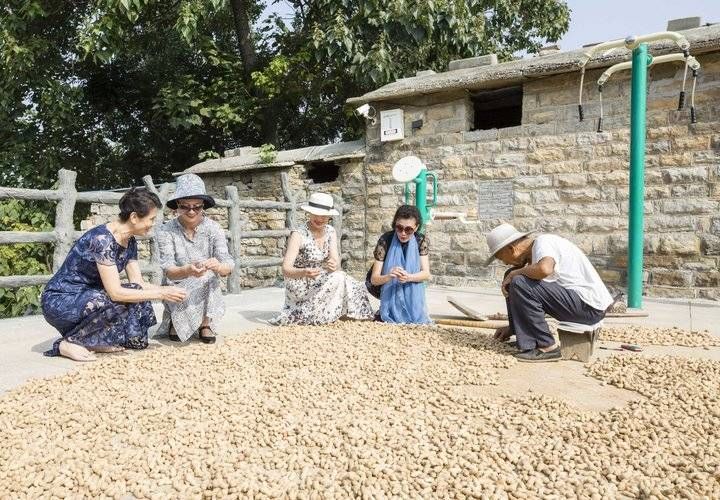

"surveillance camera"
[355,104,377,119]
[355,104,377,125]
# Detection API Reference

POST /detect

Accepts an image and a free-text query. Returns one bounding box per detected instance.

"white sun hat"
[484,223,534,265]
[300,192,340,216]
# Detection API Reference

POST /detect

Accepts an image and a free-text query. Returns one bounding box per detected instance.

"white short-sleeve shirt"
[532,234,614,311]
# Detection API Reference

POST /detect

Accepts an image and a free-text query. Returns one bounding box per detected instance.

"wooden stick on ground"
[447,296,489,321]
[432,316,509,329]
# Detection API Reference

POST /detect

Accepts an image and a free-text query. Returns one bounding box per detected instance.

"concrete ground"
[2,285,719,411]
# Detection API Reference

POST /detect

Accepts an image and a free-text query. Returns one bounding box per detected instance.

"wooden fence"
[0,169,343,293]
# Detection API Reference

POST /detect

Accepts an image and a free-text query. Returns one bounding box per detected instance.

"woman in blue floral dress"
[41,188,187,361]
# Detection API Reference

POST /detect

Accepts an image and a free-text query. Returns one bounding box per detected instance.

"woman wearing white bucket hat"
[485,222,613,362]
[271,192,373,325]
[155,174,235,344]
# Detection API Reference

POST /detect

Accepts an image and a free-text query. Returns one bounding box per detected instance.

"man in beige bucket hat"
[485,223,613,362]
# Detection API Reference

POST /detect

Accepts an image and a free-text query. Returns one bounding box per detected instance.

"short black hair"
[392,205,422,232]
[118,188,162,222]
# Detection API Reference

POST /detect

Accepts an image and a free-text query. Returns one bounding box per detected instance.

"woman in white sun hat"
[271,192,373,325]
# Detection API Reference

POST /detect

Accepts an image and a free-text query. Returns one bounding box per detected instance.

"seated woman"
[41,188,187,362]
[367,205,431,324]
[156,174,235,344]
[271,192,373,325]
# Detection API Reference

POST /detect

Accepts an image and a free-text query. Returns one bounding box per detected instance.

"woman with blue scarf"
[367,205,431,324]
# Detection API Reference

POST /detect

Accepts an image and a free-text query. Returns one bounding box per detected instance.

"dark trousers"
[505,273,606,351]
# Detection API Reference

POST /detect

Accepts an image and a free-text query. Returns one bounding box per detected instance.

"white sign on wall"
[380,109,404,142]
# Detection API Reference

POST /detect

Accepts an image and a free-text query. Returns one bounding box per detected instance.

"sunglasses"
[177,203,204,213]
[395,224,417,235]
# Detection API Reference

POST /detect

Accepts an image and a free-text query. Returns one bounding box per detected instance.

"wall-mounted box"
[380,109,404,142]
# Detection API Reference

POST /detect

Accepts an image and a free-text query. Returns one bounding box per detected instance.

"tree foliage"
[1,0,570,188]
[0,200,53,318]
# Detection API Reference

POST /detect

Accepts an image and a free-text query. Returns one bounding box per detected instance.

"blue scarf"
[379,233,431,324]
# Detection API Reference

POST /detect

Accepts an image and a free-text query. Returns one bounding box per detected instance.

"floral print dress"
[271,224,373,325]
[41,225,156,356]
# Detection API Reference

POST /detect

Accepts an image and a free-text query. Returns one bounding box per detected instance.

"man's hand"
[501,270,518,298]
[493,326,513,342]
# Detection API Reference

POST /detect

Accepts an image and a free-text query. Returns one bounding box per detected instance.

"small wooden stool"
[557,321,603,362]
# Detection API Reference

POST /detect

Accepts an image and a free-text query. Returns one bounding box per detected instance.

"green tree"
[1,0,570,188]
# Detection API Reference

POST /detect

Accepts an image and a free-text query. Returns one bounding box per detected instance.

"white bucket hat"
[300,192,339,216]
[485,223,534,265]
[166,173,216,210]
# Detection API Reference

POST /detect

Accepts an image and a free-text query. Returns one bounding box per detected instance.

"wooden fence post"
[279,171,296,230]
[52,169,78,271]
[225,185,243,294]
[142,175,171,284]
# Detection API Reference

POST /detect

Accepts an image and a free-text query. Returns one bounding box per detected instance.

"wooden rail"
[0,169,342,291]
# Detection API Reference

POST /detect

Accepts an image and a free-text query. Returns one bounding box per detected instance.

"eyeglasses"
[177,204,204,213]
[395,224,417,235]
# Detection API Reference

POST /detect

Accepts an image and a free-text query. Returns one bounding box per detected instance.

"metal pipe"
[577,31,690,122]
[597,85,604,133]
[598,54,699,86]
[581,32,689,62]
[628,43,649,309]
[690,68,698,123]
[623,31,689,51]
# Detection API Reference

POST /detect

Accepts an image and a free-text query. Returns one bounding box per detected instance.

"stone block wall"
[201,159,367,288]
[361,52,720,300]
[84,159,367,290]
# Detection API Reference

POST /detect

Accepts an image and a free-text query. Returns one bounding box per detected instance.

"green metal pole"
[628,43,648,308]
[415,169,429,226]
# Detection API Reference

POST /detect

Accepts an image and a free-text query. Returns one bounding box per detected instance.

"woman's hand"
[303,268,322,279]
[322,257,338,273]
[159,286,187,303]
[389,266,411,282]
[201,257,221,272]
[397,271,412,283]
[186,262,206,278]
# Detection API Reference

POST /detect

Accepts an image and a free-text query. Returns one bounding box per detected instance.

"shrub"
[0,200,53,317]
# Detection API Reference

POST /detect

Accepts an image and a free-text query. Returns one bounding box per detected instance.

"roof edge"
[347,24,720,106]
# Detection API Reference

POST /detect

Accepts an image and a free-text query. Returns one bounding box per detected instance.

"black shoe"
[168,325,180,342]
[514,347,561,363]
[198,326,216,344]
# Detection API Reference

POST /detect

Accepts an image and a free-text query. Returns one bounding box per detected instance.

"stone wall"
[83,159,366,290]
[362,52,720,300]
[200,158,367,288]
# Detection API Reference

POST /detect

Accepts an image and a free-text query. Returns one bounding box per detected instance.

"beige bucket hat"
[484,223,534,265]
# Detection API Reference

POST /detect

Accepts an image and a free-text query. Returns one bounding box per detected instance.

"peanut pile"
[1,323,718,499]
[601,325,720,347]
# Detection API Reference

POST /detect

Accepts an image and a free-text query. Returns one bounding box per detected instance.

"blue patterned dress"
[41,225,157,356]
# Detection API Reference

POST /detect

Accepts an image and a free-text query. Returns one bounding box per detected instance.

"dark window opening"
[306,162,340,184]
[471,86,523,131]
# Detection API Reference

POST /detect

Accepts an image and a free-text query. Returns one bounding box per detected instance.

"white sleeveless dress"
[271,225,373,325]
